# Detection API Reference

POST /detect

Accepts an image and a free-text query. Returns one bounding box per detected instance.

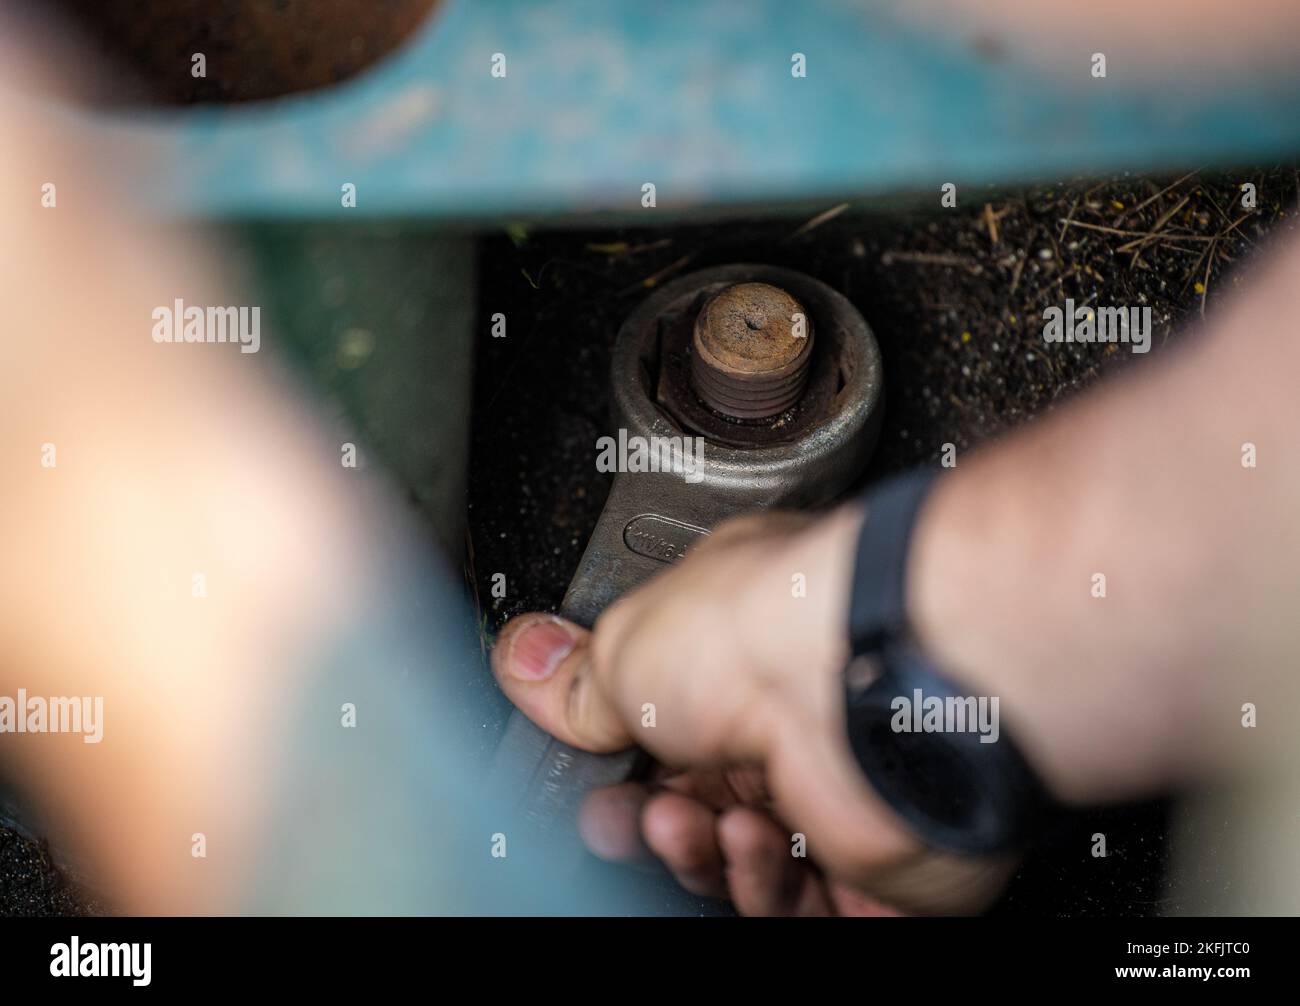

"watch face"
[860,716,987,833]
[845,649,1049,855]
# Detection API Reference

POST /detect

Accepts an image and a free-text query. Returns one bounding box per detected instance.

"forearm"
[907,235,1300,803]
[903,0,1300,82]
[0,61,363,908]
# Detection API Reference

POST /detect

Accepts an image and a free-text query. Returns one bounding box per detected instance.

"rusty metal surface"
[53,0,439,104]
[690,282,814,419]
[488,264,883,913]
[657,277,840,449]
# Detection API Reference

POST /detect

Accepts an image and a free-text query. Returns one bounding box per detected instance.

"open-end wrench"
[489,264,883,907]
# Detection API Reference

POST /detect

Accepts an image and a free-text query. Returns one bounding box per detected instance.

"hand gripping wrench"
[488,264,883,910]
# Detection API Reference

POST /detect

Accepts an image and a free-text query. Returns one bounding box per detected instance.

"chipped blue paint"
[67,0,1300,219]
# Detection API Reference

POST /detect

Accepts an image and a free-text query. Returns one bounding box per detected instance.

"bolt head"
[691,282,814,418]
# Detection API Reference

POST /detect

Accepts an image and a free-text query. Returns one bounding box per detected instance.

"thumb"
[491,613,634,753]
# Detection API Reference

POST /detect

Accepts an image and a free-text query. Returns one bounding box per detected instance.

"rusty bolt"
[690,282,814,419]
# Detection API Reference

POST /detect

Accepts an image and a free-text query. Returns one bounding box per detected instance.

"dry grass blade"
[1112,169,1199,224]
[788,203,850,239]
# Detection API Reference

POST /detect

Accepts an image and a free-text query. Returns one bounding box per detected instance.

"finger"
[827,882,906,917]
[767,712,1015,914]
[641,792,727,899]
[716,806,831,916]
[577,783,657,867]
[490,612,632,752]
[658,765,770,810]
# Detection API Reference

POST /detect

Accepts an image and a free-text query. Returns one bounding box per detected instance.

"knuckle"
[565,654,627,751]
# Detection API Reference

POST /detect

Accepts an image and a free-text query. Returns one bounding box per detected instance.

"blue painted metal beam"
[62,0,1300,219]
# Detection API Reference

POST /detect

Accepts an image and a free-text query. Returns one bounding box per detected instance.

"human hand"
[491,507,1016,915]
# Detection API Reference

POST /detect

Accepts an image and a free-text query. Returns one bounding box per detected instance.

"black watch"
[843,468,1056,855]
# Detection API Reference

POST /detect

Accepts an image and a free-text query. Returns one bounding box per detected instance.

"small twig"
[1009,254,1026,297]
[622,254,695,293]
[1059,219,1150,239]
[1148,194,1191,237]
[1181,242,1211,296]
[1060,218,1216,242]
[982,202,1009,247]
[586,238,674,258]
[1200,237,1218,318]
[1216,211,1255,243]
[881,251,983,274]
[1116,194,1191,264]
[1057,197,1079,243]
[788,203,850,240]
[1117,240,1201,255]
[1113,169,1199,224]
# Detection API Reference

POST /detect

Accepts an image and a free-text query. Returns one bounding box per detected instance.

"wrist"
[904,470,1075,798]
[837,468,1062,853]
[903,464,1195,805]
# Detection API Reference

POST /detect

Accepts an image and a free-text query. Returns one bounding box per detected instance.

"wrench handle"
[488,473,716,875]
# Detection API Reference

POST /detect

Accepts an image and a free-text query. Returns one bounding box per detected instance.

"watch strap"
[847,467,939,655]
[845,646,1056,854]
[843,467,1057,854]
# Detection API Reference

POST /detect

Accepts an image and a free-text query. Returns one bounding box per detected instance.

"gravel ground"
[0,805,102,916]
